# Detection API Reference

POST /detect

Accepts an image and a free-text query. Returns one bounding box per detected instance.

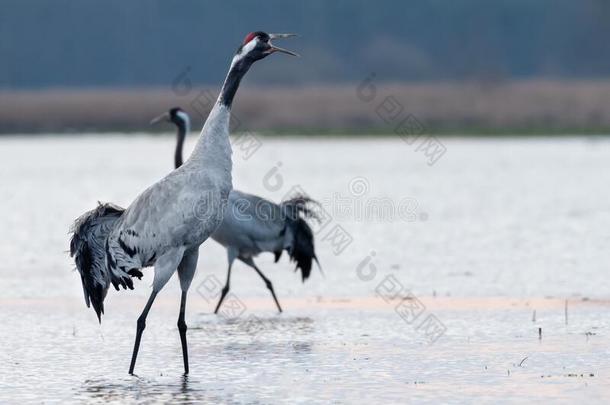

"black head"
[150,107,190,128]
[233,31,299,64]
[169,107,189,126]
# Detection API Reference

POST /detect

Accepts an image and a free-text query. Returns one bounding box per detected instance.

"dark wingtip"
[302,268,311,283]
[285,216,317,284]
[274,250,283,263]
[92,299,104,323]
[314,256,325,278]
[71,202,125,325]
[297,259,313,283]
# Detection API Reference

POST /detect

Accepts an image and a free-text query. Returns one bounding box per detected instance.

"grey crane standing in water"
[69,32,298,375]
[150,108,321,314]
[211,191,321,313]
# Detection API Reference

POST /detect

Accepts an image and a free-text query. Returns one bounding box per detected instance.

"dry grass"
[2,80,610,134]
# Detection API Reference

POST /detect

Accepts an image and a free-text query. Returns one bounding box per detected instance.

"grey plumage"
[69,202,125,322]
[68,31,299,374]
[212,191,321,282]
[211,190,321,313]
[163,108,321,312]
[70,100,233,324]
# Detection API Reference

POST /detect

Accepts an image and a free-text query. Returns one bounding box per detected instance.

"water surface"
[0,135,608,403]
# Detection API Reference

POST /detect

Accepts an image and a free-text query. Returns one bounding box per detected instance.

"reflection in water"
[78,375,228,404]
[4,303,610,403]
[3,137,610,402]
[73,316,319,403]
[195,315,315,363]
[190,315,315,340]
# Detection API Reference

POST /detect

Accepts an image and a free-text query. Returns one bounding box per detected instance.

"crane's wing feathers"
[107,171,225,274]
[212,190,321,282]
[232,190,285,230]
[69,202,125,321]
[222,190,286,246]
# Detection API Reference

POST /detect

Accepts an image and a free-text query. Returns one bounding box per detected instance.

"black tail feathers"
[70,202,124,322]
[289,217,319,281]
[281,195,321,282]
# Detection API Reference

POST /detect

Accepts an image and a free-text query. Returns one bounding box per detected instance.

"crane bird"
[150,108,321,314]
[69,32,298,375]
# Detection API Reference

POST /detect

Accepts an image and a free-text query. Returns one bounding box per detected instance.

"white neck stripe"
[176,111,191,134]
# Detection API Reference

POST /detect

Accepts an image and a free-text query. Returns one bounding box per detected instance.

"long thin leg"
[177,291,188,374]
[129,247,185,375]
[177,248,199,375]
[129,290,158,375]
[214,261,233,314]
[241,257,283,313]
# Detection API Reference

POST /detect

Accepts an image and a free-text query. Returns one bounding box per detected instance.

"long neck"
[219,56,253,108]
[187,55,253,168]
[174,121,187,169]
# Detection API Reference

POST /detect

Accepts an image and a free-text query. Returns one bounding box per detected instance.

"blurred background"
[3,3,610,402]
[2,0,610,134]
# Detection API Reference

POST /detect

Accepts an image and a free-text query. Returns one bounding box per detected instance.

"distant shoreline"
[2,130,609,138]
[3,79,610,135]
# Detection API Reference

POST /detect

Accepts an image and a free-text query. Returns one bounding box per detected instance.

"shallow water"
[0,135,609,403]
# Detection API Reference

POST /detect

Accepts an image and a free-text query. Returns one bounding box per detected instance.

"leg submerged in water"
[128,248,185,375]
[176,248,199,375]
[177,291,189,374]
[129,291,157,375]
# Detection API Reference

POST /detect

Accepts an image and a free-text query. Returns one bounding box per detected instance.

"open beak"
[150,112,170,125]
[268,33,299,57]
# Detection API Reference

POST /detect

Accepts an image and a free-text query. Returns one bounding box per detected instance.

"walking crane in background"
[151,108,321,314]
[69,32,298,375]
